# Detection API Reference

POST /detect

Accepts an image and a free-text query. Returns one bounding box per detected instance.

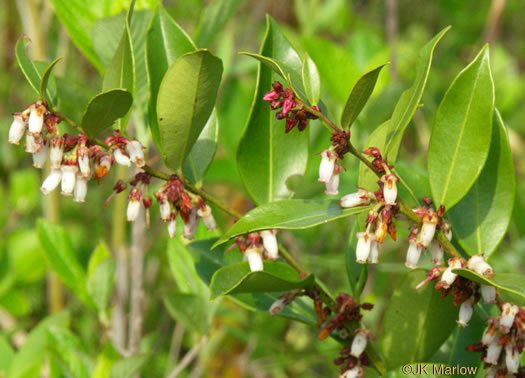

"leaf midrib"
[439,63,483,206]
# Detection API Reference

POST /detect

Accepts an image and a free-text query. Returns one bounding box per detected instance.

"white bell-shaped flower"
[125,140,145,167]
[73,175,88,203]
[457,298,473,328]
[28,106,44,134]
[25,133,41,154]
[355,232,374,264]
[260,230,278,260]
[50,137,64,169]
[197,204,217,232]
[318,149,336,183]
[369,240,380,264]
[325,166,340,195]
[41,169,62,195]
[482,321,498,346]
[78,152,90,178]
[350,329,368,357]
[127,191,142,222]
[269,298,286,316]
[405,240,422,269]
[245,246,263,272]
[168,218,177,239]
[498,303,519,334]
[159,200,171,222]
[466,255,494,278]
[8,114,26,145]
[60,165,78,196]
[32,142,48,168]
[339,189,369,208]
[113,148,131,167]
[381,174,398,205]
[418,216,437,249]
[340,366,364,378]
[481,285,496,304]
[484,337,503,365]
[183,210,198,240]
[438,258,464,289]
[505,343,519,374]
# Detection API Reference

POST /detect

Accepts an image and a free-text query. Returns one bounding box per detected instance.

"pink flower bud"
[318,150,336,183]
[457,298,473,327]
[484,337,502,365]
[197,204,217,231]
[32,142,48,168]
[125,140,145,167]
[466,255,494,278]
[498,303,519,334]
[430,240,443,265]
[113,148,130,167]
[282,97,294,115]
[325,166,340,195]
[339,189,370,208]
[41,169,62,195]
[260,230,278,260]
[350,329,368,357]
[245,246,263,272]
[356,232,374,264]
[50,136,64,169]
[8,114,26,145]
[505,343,519,374]
[60,164,78,196]
[28,106,45,134]
[73,175,88,203]
[481,285,496,304]
[381,174,398,205]
[263,89,280,102]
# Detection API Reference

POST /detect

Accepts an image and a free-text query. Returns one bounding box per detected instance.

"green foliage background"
[1,0,525,376]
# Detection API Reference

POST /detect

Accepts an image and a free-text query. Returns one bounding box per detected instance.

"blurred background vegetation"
[1,0,525,376]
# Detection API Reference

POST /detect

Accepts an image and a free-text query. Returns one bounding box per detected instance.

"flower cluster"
[153,175,216,240]
[317,130,352,195]
[263,81,319,133]
[467,303,524,376]
[228,230,279,272]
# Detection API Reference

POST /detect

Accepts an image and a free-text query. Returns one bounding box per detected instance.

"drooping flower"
[245,246,263,272]
[125,140,145,167]
[197,204,216,232]
[457,298,474,327]
[113,148,131,167]
[183,209,198,240]
[481,319,498,345]
[381,174,398,205]
[318,149,336,183]
[73,175,88,203]
[325,165,340,195]
[418,209,438,248]
[8,113,27,145]
[355,231,374,264]
[339,189,370,208]
[505,343,519,374]
[368,240,380,264]
[260,230,278,260]
[126,188,142,222]
[32,141,48,168]
[481,285,496,304]
[436,257,464,290]
[50,136,64,169]
[498,303,519,334]
[168,212,177,239]
[60,163,79,196]
[484,337,503,365]
[466,254,494,279]
[28,105,45,134]
[350,329,368,358]
[405,239,422,269]
[94,153,112,181]
[41,169,62,195]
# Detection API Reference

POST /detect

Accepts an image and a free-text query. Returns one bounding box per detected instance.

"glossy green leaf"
[87,242,111,278]
[39,57,62,108]
[37,219,94,308]
[80,89,133,138]
[7,311,70,378]
[384,26,450,155]
[157,49,222,171]
[452,268,525,306]
[188,238,317,325]
[194,0,241,47]
[448,110,514,257]
[167,236,207,296]
[182,109,219,184]
[87,258,116,320]
[380,270,457,370]
[0,336,14,374]
[47,327,91,378]
[163,293,210,333]
[344,220,361,297]
[110,355,149,378]
[49,0,104,72]
[146,6,196,152]
[213,199,373,248]
[210,261,315,300]
[92,344,120,378]
[341,64,387,130]
[302,54,321,105]
[102,0,136,131]
[428,45,495,210]
[237,17,309,204]
[15,35,44,97]
[239,53,288,84]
